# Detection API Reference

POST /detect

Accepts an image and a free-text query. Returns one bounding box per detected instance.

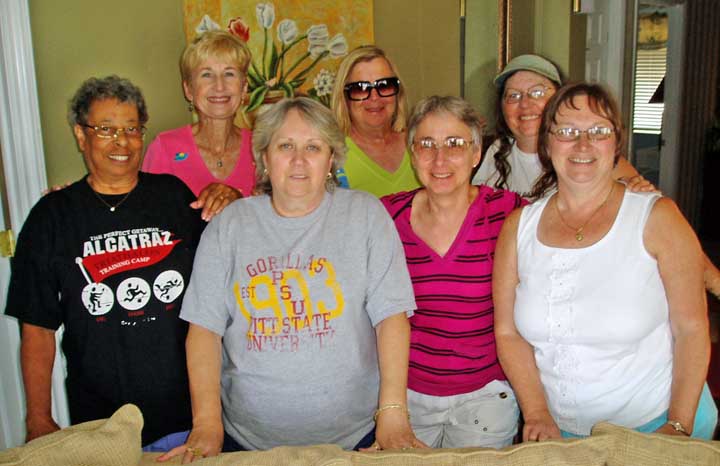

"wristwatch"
[666,420,690,436]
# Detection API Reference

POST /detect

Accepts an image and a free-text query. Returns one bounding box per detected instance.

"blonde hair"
[330,45,407,135]
[252,97,347,195]
[180,31,251,84]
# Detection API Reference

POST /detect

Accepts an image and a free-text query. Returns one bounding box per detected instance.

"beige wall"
[463,0,500,126]
[30,0,189,186]
[510,0,536,57]
[530,0,586,82]
[374,0,461,108]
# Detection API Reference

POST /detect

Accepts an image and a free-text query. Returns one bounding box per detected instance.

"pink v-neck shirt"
[142,125,256,197]
[382,186,525,396]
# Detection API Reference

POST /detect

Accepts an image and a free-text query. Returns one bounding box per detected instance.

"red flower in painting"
[228,17,250,42]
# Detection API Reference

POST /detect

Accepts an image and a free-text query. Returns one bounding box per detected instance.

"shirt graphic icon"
[174,152,189,162]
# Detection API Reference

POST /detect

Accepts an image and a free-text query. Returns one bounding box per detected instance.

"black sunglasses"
[344,77,401,101]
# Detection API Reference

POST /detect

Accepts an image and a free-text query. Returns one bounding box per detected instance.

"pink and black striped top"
[382,186,525,396]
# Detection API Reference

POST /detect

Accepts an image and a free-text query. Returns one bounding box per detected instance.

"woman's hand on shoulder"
[191,183,243,222]
[619,174,658,193]
[42,182,72,196]
[522,411,562,442]
[366,408,428,451]
[156,422,224,463]
[612,157,658,192]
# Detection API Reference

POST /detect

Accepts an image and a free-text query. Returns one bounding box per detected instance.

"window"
[632,46,667,135]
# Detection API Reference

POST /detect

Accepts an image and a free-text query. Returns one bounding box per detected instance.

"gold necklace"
[214,154,224,168]
[87,179,136,212]
[554,183,615,242]
[197,132,237,169]
[198,144,226,168]
[91,188,134,212]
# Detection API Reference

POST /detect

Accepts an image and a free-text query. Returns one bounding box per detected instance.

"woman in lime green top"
[331,46,421,197]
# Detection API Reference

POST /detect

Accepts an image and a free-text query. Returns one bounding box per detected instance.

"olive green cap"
[494,54,562,88]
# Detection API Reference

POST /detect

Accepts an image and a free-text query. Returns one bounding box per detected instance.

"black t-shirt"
[6,172,205,445]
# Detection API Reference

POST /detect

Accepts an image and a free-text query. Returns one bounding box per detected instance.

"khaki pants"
[408,380,519,449]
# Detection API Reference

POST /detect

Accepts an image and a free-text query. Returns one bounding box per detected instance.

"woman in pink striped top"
[381,96,525,448]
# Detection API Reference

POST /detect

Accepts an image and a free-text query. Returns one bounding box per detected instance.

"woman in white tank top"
[493,82,717,441]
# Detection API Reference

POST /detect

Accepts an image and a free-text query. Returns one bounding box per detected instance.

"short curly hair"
[68,75,148,126]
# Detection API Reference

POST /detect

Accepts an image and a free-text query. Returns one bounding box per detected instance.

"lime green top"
[339,137,421,198]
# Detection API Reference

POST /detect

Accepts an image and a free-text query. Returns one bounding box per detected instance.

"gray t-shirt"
[180,189,416,450]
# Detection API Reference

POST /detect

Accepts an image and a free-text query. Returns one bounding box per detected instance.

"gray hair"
[406,96,486,150]
[252,97,347,195]
[68,76,148,126]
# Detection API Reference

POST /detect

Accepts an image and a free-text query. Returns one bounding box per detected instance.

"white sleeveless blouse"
[514,190,671,435]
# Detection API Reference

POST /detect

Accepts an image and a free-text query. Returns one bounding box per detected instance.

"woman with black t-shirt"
[5,76,204,451]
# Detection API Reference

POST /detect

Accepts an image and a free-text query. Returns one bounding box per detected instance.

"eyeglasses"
[503,85,551,104]
[550,125,615,142]
[82,124,146,140]
[412,136,476,163]
[344,77,400,101]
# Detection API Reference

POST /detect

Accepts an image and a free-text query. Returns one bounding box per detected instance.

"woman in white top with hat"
[475,54,720,299]
[472,54,641,197]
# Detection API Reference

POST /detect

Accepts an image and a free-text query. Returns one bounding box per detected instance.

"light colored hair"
[406,96,485,150]
[180,31,251,83]
[330,45,407,135]
[252,97,348,195]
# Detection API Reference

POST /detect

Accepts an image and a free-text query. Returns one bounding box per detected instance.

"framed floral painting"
[183,0,373,115]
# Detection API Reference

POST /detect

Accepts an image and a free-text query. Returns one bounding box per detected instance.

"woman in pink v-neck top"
[382,96,525,449]
[143,31,256,222]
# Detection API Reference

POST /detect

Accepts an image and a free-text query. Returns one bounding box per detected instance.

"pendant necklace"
[198,133,235,169]
[205,148,225,168]
[554,183,615,242]
[91,185,135,212]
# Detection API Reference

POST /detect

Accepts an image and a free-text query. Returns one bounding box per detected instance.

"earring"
[263,168,269,176]
[326,172,332,180]
[188,101,195,112]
